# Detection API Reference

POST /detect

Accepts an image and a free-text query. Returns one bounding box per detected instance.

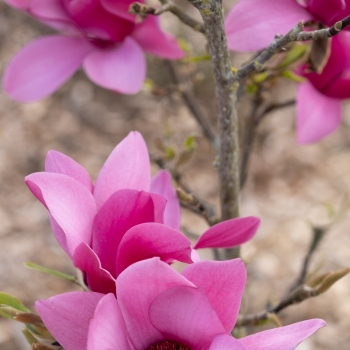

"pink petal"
[93,131,151,209]
[150,170,181,231]
[116,222,193,275]
[238,319,326,349]
[308,0,346,25]
[194,216,260,249]
[209,334,247,350]
[35,292,104,350]
[182,259,246,333]
[296,81,341,144]
[29,0,72,22]
[149,286,226,350]
[25,173,97,257]
[63,0,134,42]
[132,16,184,59]
[92,189,165,277]
[101,0,138,20]
[45,150,93,192]
[83,37,146,94]
[117,258,195,349]
[49,215,70,255]
[73,243,116,294]
[88,294,131,350]
[225,0,312,52]
[3,35,92,102]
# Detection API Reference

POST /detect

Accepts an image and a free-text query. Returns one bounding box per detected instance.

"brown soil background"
[1,1,350,349]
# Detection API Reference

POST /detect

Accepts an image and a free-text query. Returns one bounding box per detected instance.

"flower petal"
[29,0,72,22]
[150,170,181,231]
[132,16,184,59]
[25,173,97,257]
[92,190,165,277]
[101,0,138,20]
[149,286,226,350]
[83,37,146,94]
[88,294,131,350]
[238,319,326,349]
[36,292,104,350]
[209,334,247,350]
[116,222,192,275]
[296,81,341,144]
[73,243,116,294]
[193,216,260,249]
[3,35,92,102]
[225,0,312,52]
[3,0,33,9]
[93,131,151,209]
[308,0,346,25]
[182,259,246,333]
[117,258,195,349]
[45,150,93,192]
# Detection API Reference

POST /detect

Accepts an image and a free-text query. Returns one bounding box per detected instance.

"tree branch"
[186,0,240,259]
[129,1,205,34]
[235,15,350,82]
[165,60,218,148]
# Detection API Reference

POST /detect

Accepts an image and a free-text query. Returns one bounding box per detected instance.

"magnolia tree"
[1,0,350,349]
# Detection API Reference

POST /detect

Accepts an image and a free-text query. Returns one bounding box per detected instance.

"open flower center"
[147,340,192,350]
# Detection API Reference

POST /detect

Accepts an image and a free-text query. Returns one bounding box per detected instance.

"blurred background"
[1,1,350,349]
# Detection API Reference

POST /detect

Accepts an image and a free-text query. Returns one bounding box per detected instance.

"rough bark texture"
[187,0,240,258]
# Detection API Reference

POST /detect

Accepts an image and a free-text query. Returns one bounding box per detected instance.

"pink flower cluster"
[29,131,325,349]
[37,258,325,349]
[225,0,350,144]
[26,131,260,294]
[3,0,184,102]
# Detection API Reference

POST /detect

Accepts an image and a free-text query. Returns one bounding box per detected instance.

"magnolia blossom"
[225,0,350,144]
[25,131,260,294]
[36,258,326,350]
[3,0,184,102]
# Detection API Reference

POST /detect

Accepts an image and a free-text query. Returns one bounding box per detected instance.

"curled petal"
[296,82,341,144]
[116,223,193,275]
[193,216,260,249]
[238,319,326,349]
[117,258,194,350]
[149,286,226,350]
[45,150,93,192]
[150,170,181,231]
[83,37,146,94]
[25,173,97,257]
[3,35,92,102]
[88,294,131,350]
[36,292,104,350]
[93,131,150,209]
[209,334,247,350]
[182,259,246,333]
[73,243,116,294]
[92,190,165,277]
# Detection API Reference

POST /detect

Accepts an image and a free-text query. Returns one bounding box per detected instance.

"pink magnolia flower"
[26,131,261,294]
[36,258,326,350]
[225,0,350,144]
[3,0,184,102]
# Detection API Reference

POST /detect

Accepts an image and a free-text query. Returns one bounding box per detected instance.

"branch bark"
[186,0,240,259]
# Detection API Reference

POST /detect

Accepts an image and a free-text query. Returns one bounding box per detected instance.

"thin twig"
[235,15,350,82]
[165,60,218,148]
[287,227,327,294]
[129,1,205,34]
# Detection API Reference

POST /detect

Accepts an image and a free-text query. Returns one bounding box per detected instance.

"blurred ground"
[1,2,350,349]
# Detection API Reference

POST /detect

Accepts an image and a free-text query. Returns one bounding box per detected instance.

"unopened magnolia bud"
[307,272,329,288]
[0,305,21,319]
[14,312,43,325]
[22,327,37,346]
[315,268,350,294]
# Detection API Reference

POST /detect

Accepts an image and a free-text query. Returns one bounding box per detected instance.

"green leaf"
[281,70,305,83]
[184,135,196,152]
[165,146,175,161]
[279,44,308,69]
[182,54,211,63]
[0,292,30,319]
[25,262,76,283]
